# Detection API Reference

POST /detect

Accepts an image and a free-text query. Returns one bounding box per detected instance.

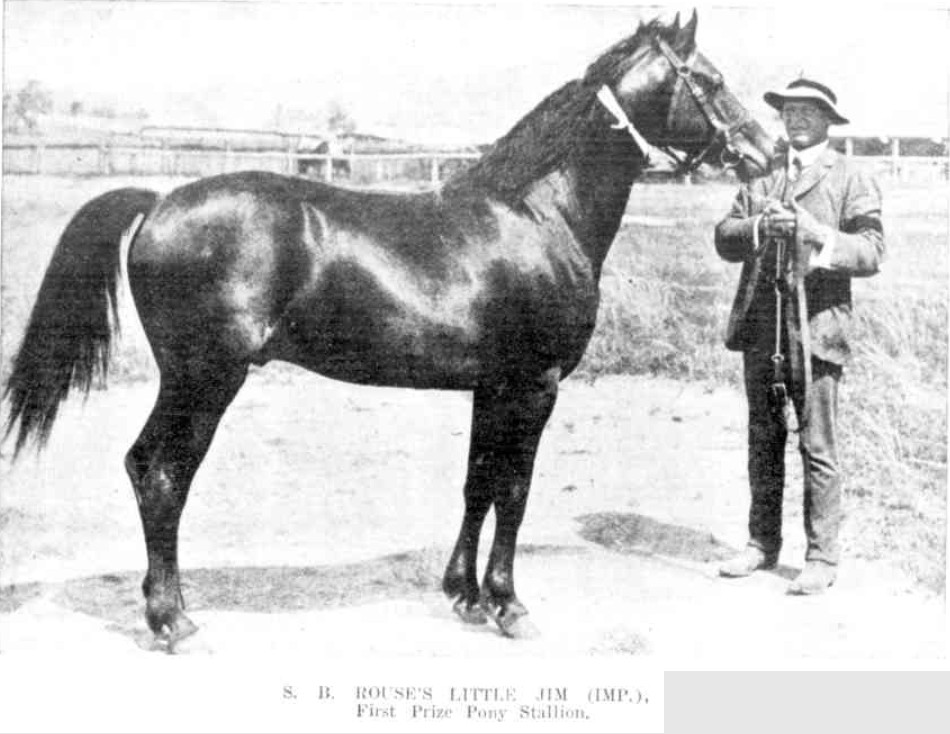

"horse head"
[589,11,775,180]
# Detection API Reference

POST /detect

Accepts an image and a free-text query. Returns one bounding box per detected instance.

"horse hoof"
[481,598,531,638]
[155,614,199,653]
[498,615,540,640]
[452,597,488,625]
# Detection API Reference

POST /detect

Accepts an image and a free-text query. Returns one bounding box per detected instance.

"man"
[714,78,884,594]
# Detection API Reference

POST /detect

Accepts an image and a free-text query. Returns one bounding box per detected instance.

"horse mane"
[445,19,666,203]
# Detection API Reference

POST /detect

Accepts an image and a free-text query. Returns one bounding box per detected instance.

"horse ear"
[670,11,681,33]
[678,9,698,50]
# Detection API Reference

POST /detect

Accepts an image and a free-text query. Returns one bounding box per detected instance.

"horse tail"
[3,187,160,457]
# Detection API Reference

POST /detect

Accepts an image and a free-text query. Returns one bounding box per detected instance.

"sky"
[3,0,948,143]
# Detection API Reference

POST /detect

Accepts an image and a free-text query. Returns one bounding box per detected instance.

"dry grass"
[577,180,948,594]
[2,175,946,594]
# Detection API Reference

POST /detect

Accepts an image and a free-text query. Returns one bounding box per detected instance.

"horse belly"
[267,263,485,388]
[274,314,483,388]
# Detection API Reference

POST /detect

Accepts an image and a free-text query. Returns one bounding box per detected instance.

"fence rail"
[2,142,484,184]
[3,142,947,184]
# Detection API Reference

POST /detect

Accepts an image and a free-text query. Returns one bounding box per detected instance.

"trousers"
[742,349,842,565]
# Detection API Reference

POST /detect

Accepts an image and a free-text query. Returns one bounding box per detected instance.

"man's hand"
[760,200,796,239]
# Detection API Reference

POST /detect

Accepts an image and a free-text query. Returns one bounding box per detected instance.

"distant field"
[591,178,948,592]
[2,174,946,591]
[584,179,948,382]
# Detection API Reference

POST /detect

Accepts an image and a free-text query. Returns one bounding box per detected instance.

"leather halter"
[652,36,755,175]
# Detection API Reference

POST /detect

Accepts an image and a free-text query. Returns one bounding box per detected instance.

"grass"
[2,174,946,594]
[579,180,948,594]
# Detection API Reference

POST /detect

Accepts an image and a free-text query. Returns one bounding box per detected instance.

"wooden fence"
[1,143,483,185]
[3,141,948,184]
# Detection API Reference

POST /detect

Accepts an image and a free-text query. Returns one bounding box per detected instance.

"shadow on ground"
[576,512,799,579]
[1,513,793,634]
[0,545,594,626]
[576,512,734,562]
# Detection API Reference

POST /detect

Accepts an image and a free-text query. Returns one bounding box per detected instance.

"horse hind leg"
[125,361,247,647]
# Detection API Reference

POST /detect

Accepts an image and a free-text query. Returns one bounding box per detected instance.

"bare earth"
[0,371,945,659]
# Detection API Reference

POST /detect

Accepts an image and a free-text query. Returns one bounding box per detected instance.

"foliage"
[3,80,53,132]
[325,99,356,136]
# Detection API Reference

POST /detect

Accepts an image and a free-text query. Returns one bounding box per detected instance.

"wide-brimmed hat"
[764,78,849,125]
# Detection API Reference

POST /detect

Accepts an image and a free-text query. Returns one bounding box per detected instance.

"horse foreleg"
[126,365,246,647]
[443,392,498,625]
[446,368,559,635]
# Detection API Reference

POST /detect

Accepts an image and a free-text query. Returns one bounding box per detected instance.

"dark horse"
[4,14,774,644]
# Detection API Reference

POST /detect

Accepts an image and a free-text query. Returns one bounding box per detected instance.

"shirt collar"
[788,140,829,170]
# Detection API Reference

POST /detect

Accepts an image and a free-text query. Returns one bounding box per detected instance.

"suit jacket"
[714,146,884,365]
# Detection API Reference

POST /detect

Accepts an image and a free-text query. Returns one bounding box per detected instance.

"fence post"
[430,157,439,186]
[844,137,853,157]
[286,141,295,175]
[34,143,45,174]
[324,154,334,183]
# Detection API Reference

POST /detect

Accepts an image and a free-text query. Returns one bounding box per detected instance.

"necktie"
[788,156,803,183]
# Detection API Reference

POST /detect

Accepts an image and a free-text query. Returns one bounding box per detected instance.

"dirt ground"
[0,371,945,660]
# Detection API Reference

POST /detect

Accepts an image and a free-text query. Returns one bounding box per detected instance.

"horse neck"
[446,81,647,273]
[528,123,645,274]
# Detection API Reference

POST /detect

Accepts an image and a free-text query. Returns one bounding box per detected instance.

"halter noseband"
[652,35,755,175]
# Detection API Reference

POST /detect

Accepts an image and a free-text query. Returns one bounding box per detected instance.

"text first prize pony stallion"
[5,15,773,644]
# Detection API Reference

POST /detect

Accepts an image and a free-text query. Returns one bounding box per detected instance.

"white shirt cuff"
[808,226,837,270]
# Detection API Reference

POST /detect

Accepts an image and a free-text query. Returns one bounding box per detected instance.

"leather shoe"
[787,561,837,595]
[719,546,778,578]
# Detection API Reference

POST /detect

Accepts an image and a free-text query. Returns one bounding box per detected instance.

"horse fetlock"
[442,571,469,598]
[482,566,515,600]
[442,554,477,589]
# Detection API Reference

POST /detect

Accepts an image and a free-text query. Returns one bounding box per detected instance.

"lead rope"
[771,240,792,428]
[752,203,794,431]
[783,161,811,436]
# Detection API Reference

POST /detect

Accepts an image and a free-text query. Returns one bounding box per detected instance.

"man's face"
[780,100,831,150]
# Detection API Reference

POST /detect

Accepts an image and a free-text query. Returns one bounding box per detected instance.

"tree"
[326,100,356,135]
[3,80,53,132]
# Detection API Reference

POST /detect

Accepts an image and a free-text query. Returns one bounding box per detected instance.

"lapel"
[791,146,838,200]
[756,161,787,203]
